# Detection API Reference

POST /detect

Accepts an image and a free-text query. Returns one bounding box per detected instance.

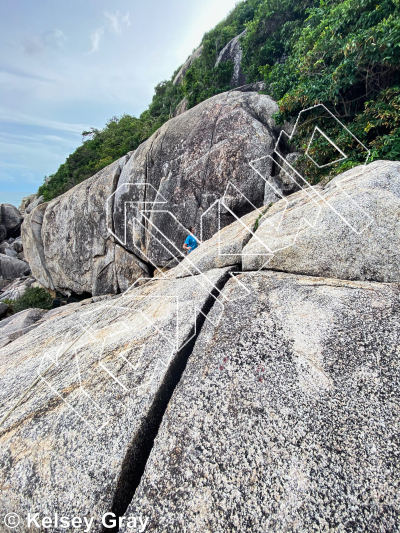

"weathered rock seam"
[106,268,234,527]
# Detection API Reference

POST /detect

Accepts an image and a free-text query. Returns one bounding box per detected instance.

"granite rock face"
[25,194,44,214]
[0,277,34,302]
[0,269,231,529]
[21,202,55,290]
[215,30,247,87]
[243,160,400,282]
[0,255,30,280]
[113,91,279,267]
[173,45,203,85]
[21,91,281,295]
[18,193,37,214]
[0,203,22,239]
[122,271,400,532]
[41,157,126,295]
[172,97,189,117]
[168,206,271,278]
[0,308,48,348]
[22,158,150,295]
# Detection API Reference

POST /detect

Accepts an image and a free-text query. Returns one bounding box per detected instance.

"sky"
[0,0,239,207]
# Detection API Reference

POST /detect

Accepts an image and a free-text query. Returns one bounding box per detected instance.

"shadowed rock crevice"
[108,154,132,236]
[107,269,234,532]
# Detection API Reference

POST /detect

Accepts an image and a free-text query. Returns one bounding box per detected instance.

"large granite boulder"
[22,157,150,295]
[18,193,36,214]
[0,255,30,280]
[122,271,400,532]
[22,202,56,291]
[0,203,22,238]
[0,308,48,348]
[243,160,400,282]
[0,268,231,529]
[113,91,279,267]
[215,30,247,87]
[22,91,280,296]
[173,45,203,85]
[25,194,44,214]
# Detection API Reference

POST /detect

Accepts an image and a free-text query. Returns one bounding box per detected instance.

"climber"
[183,226,200,254]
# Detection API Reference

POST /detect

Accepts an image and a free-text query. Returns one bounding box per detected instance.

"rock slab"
[0,268,231,530]
[243,160,400,282]
[0,308,48,348]
[122,271,400,532]
[113,91,279,267]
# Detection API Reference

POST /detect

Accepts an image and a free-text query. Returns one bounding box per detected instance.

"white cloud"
[89,27,104,53]
[89,11,130,52]
[122,12,131,27]
[104,11,121,34]
[0,109,91,134]
[104,11,131,34]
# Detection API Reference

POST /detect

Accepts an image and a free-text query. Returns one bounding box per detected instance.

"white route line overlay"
[35,104,373,431]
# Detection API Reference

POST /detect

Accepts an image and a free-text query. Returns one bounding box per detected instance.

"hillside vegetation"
[39,0,400,201]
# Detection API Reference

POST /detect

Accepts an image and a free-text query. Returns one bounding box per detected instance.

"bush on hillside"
[12,287,53,313]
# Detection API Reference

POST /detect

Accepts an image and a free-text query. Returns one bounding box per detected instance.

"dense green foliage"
[39,0,400,200]
[258,0,400,180]
[3,287,54,314]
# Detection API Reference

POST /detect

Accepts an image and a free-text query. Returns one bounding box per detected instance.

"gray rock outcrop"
[0,203,22,238]
[243,160,400,282]
[173,45,203,85]
[22,91,280,295]
[18,193,36,214]
[121,271,400,532]
[0,307,48,348]
[22,158,150,295]
[0,268,231,527]
[215,30,247,87]
[21,202,56,290]
[3,173,400,530]
[0,255,30,280]
[172,97,189,117]
[113,91,279,268]
[0,277,35,301]
[25,194,44,214]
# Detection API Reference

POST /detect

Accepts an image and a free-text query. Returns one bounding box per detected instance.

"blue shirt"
[185,234,198,252]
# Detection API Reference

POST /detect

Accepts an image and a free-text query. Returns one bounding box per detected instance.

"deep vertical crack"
[105,268,234,532]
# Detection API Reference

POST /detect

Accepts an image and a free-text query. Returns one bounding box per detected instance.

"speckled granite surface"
[122,271,400,532]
